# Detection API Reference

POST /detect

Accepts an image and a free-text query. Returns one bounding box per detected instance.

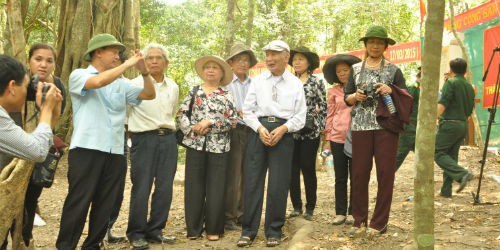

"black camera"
[364,84,379,103]
[26,74,49,103]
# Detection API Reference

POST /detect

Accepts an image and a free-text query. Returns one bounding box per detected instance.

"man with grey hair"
[126,43,179,249]
[237,40,306,248]
[224,42,257,231]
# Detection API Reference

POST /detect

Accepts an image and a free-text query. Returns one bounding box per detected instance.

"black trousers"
[289,137,320,212]
[56,148,126,250]
[22,181,44,245]
[127,132,178,240]
[108,133,129,229]
[331,141,353,216]
[184,148,227,237]
[241,121,294,240]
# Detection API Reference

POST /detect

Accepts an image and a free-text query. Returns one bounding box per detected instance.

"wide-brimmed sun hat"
[288,46,320,72]
[322,54,362,84]
[262,40,290,53]
[226,43,257,68]
[194,55,233,86]
[358,25,396,45]
[83,33,126,62]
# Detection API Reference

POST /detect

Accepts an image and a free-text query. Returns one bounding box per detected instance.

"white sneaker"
[33,213,46,226]
[332,215,346,225]
[345,215,354,225]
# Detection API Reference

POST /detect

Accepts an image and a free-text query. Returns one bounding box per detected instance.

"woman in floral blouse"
[176,55,237,241]
[287,46,327,220]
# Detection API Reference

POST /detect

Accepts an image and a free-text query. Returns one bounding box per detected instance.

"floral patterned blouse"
[176,85,237,153]
[293,74,327,140]
[344,60,406,131]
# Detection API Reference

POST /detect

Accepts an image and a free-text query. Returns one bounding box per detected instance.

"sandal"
[188,235,201,240]
[207,234,220,241]
[236,236,252,247]
[266,237,280,247]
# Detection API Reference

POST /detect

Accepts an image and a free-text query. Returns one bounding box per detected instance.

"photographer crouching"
[0,54,63,249]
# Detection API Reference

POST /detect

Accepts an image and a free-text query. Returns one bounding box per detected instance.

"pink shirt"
[325,85,352,143]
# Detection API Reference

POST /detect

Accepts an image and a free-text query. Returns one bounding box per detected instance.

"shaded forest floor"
[29,145,500,249]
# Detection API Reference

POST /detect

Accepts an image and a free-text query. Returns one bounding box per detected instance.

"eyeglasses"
[234,59,250,65]
[272,84,278,102]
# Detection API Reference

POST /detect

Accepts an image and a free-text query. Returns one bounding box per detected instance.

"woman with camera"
[287,46,327,220]
[344,26,406,236]
[22,43,66,247]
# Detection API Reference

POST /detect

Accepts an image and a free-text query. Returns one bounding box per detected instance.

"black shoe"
[456,172,473,193]
[107,229,126,244]
[225,221,240,231]
[145,234,176,244]
[289,209,302,217]
[130,238,149,250]
[303,210,313,221]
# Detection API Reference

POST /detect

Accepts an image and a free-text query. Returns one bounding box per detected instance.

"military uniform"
[435,74,475,196]
[395,82,419,170]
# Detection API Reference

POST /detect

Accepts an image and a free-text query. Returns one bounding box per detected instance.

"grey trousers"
[224,124,250,225]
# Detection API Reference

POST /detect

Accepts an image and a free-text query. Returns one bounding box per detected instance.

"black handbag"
[301,114,315,132]
[176,86,199,147]
[31,135,67,188]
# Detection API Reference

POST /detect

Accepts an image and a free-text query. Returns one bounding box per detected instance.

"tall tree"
[0,2,32,249]
[245,0,254,46]
[224,0,236,57]
[448,0,482,147]
[413,0,445,249]
[55,0,140,141]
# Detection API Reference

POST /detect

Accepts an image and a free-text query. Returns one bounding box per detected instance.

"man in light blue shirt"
[56,33,155,250]
[224,43,257,231]
[238,40,306,248]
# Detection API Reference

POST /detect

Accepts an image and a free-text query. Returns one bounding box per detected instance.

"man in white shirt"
[224,43,257,231]
[126,43,179,250]
[238,40,307,248]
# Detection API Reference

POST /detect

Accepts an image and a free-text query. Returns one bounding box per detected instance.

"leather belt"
[258,116,286,124]
[133,128,173,136]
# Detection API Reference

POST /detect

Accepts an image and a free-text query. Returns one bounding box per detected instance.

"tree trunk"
[245,0,254,47]
[413,1,445,249]
[224,0,236,57]
[448,0,482,147]
[5,0,27,62]
[0,159,34,250]
[55,0,140,141]
[0,2,31,249]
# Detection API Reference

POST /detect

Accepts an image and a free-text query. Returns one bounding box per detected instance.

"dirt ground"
[30,145,500,250]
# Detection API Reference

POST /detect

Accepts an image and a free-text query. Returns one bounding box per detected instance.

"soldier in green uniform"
[395,71,421,171]
[435,58,475,197]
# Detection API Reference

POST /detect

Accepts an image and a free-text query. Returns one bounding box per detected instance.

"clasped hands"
[191,119,212,136]
[257,125,288,147]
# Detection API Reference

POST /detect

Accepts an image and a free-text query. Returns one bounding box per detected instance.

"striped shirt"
[0,106,53,169]
[226,75,251,124]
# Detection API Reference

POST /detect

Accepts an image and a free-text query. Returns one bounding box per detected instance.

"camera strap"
[359,57,385,88]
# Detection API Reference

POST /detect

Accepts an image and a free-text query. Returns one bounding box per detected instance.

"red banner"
[250,41,421,77]
[483,24,500,108]
[444,0,500,32]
